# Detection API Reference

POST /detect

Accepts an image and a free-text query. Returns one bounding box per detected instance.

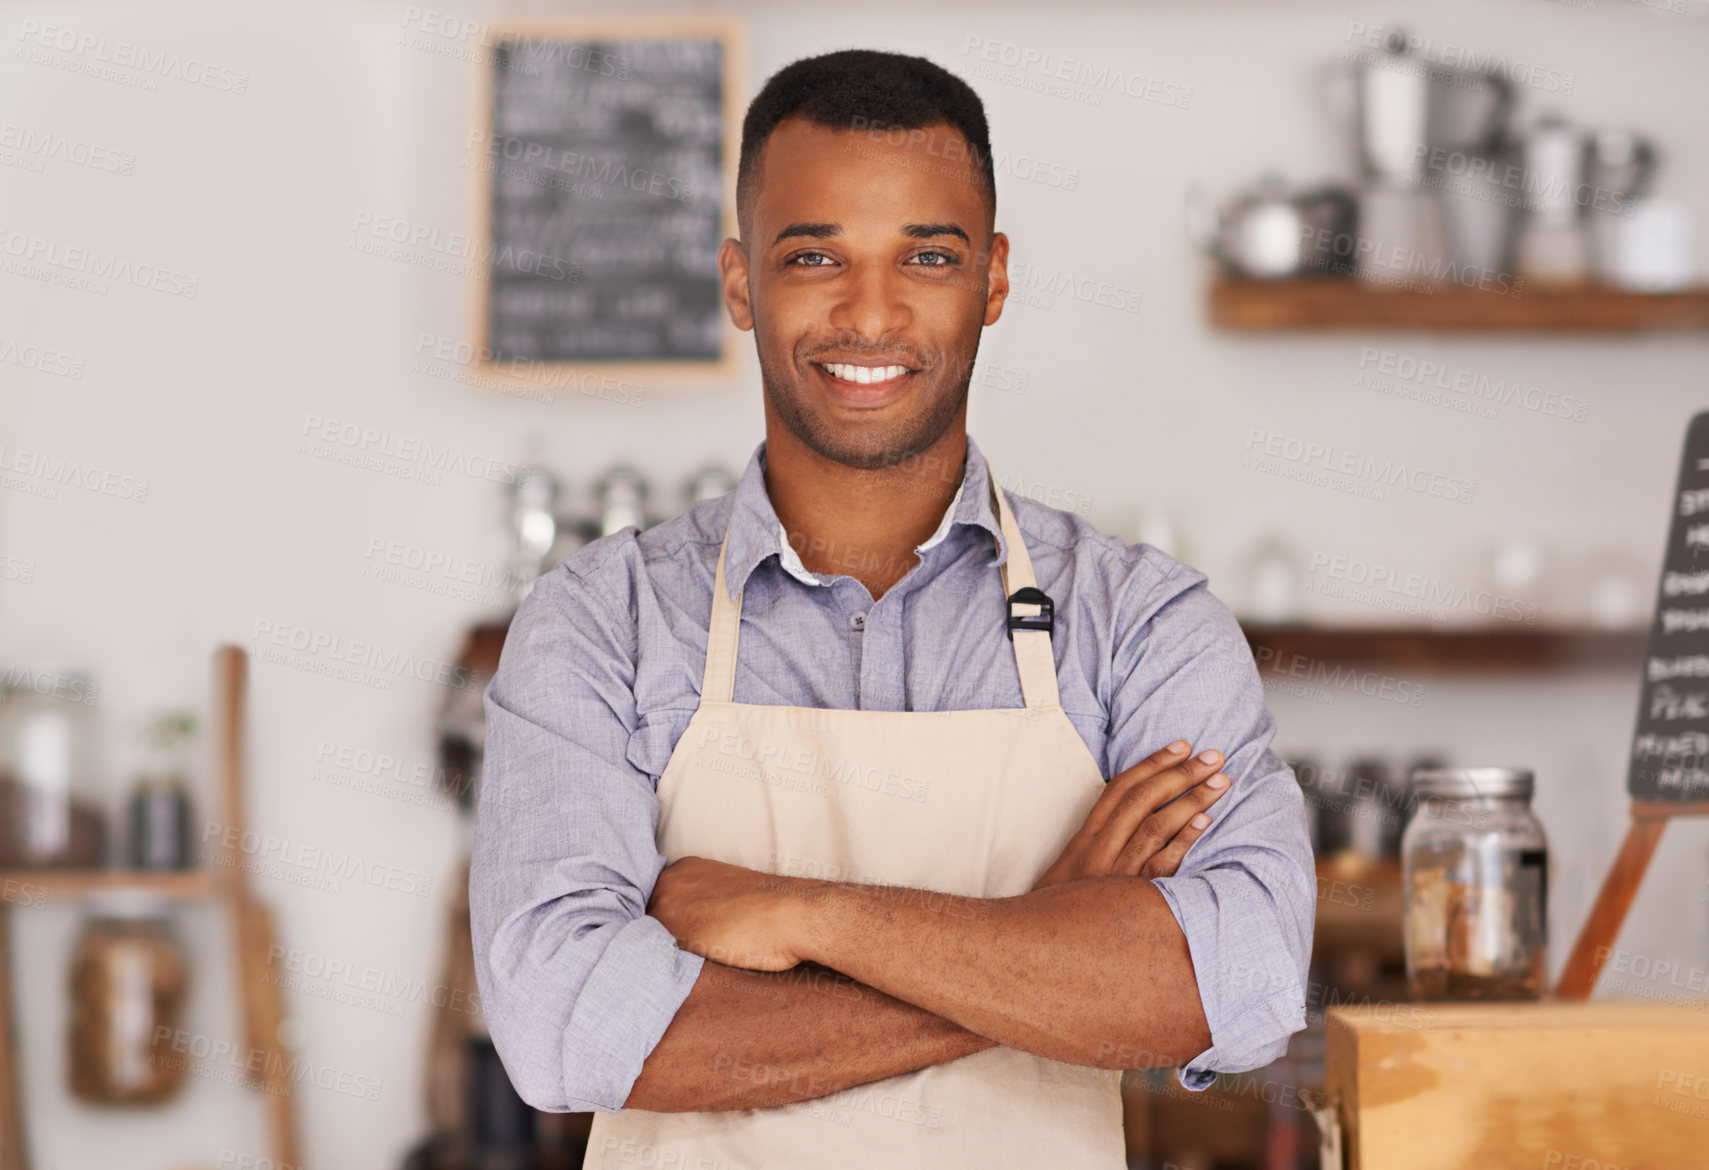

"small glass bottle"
[1403,767,1548,1001]
[0,669,106,869]
[68,891,191,1104]
[508,466,561,604]
[593,467,649,537]
[126,710,196,871]
[683,466,735,508]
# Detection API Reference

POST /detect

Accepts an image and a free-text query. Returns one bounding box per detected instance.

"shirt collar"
[720,434,1008,600]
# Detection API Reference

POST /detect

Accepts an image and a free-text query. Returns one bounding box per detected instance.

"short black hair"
[736,49,995,240]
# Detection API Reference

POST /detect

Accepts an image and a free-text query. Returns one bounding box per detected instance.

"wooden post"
[0,904,26,1170]
[1555,800,1709,1000]
[213,645,300,1168]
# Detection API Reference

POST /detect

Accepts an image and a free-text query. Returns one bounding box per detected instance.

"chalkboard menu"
[1629,410,1709,802]
[478,23,737,367]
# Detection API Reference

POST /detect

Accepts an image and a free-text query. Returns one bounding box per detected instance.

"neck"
[762,407,970,601]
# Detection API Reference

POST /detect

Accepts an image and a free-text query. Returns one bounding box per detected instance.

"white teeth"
[822,363,909,385]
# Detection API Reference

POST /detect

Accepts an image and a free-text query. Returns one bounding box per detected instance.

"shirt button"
[850,611,867,631]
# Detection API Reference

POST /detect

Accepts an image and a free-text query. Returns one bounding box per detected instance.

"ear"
[982,231,1010,328]
[718,237,754,332]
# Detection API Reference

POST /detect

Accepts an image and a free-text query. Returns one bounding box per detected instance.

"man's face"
[718,117,1009,471]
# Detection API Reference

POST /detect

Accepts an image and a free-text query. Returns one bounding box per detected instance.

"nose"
[826,260,913,345]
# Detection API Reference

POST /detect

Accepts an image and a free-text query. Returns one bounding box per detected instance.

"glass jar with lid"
[0,668,106,868]
[126,710,197,871]
[1403,767,1548,1000]
[67,891,191,1105]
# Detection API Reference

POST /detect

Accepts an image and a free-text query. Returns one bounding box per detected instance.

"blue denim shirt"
[470,434,1313,1112]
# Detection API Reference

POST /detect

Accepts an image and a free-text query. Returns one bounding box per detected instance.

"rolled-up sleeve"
[469,555,704,1113]
[1103,559,1314,1090]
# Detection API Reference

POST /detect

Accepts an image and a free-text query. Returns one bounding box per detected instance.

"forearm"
[794,877,1210,1068]
[624,958,993,1112]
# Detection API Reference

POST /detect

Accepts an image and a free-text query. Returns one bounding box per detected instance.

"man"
[471,49,1313,1169]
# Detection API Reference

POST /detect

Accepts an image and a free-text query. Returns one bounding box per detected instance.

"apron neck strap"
[986,460,1060,709]
[704,539,742,702]
[702,453,1059,709]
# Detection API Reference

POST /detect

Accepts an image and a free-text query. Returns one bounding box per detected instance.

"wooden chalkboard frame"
[467,17,746,393]
[1558,410,1709,998]
[1557,799,1709,998]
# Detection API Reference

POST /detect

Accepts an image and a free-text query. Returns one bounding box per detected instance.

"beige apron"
[587,457,1125,1170]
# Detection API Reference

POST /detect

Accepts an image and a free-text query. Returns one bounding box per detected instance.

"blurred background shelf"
[1314,857,1404,962]
[0,870,220,901]
[1209,278,1709,332]
[1240,623,1648,672]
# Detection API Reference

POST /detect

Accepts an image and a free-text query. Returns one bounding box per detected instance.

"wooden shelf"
[0,869,221,901]
[0,647,299,1170]
[1209,277,1709,332]
[1241,623,1647,672]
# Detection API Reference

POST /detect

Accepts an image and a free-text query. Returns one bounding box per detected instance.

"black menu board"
[1629,410,1709,802]
[479,25,735,366]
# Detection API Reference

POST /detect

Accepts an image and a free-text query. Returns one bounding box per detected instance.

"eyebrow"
[771,221,971,246]
[904,222,971,243]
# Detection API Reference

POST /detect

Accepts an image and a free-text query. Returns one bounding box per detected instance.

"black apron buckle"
[1006,586,1055,640]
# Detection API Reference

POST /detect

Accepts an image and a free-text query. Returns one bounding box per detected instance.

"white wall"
[3,0,1707,1166]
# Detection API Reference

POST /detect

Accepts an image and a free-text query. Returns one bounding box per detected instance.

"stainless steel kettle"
[1187,173,1359,279]
[1327,29,1515,186]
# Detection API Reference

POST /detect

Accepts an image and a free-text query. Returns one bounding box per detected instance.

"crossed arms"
[627,743,1232,1111]
[469,563,1316,1114]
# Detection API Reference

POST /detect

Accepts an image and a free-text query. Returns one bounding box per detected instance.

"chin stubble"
[758,343,977,472]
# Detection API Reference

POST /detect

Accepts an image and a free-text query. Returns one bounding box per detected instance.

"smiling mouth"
[814,361,915,387]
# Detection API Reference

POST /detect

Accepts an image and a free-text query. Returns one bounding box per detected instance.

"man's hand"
[649,856,813,971]
[1033,741,1230,890]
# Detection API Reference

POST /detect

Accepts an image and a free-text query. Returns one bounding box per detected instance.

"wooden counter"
[1326,1001,1709,1170]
